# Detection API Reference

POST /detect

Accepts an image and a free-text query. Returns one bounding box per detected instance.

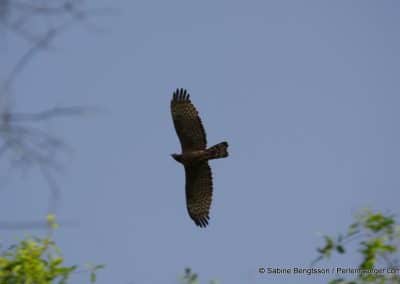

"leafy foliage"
[0,215,104,284]
[180,268,219,284]
[315,209,400,284]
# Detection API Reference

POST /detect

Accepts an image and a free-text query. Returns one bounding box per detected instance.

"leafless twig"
[7,106,91,122]
[1,28,56,93]
[0,0,110,227]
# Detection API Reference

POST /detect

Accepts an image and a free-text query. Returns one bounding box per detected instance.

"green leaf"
[93,264,105,270]
[317,236,334,257]
[363,212,395,233]
[0,218,100,284]
[315,209,400,284]
[336,245,345,254]
[347,222,360,236]
[90,271,96,283]
[328,279,345,284]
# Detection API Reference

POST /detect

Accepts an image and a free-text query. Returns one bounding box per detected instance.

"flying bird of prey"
[171,88,229,228]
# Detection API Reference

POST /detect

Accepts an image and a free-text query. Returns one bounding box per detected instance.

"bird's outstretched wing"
[171,88,207,152]
[185,162,213,227]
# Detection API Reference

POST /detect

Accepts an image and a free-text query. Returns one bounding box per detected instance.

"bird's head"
[171,153,182,163]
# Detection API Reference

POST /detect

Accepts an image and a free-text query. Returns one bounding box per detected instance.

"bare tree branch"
[0,0,110,225]
[0,105,90,216]
[8,106,91,122]
[1,28,56,93]
[39,164,61,215]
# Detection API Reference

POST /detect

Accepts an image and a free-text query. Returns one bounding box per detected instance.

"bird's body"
[172,142,228,165]
[170,88,229,228]
[172,150,207,165]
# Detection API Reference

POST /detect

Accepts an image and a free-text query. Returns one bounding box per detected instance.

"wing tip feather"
[172,88,190,102]
[193,215,210,228]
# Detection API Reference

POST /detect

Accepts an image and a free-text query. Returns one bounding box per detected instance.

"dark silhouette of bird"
[171,88,229,227]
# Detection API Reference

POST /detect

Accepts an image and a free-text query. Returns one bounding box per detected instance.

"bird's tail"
[205,141,229,160]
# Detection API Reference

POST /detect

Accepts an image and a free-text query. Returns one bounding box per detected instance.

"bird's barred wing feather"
[171,88,207,152]
[185,162,213,227]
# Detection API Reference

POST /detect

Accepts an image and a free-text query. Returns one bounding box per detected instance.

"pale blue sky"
[1,1,400,283]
